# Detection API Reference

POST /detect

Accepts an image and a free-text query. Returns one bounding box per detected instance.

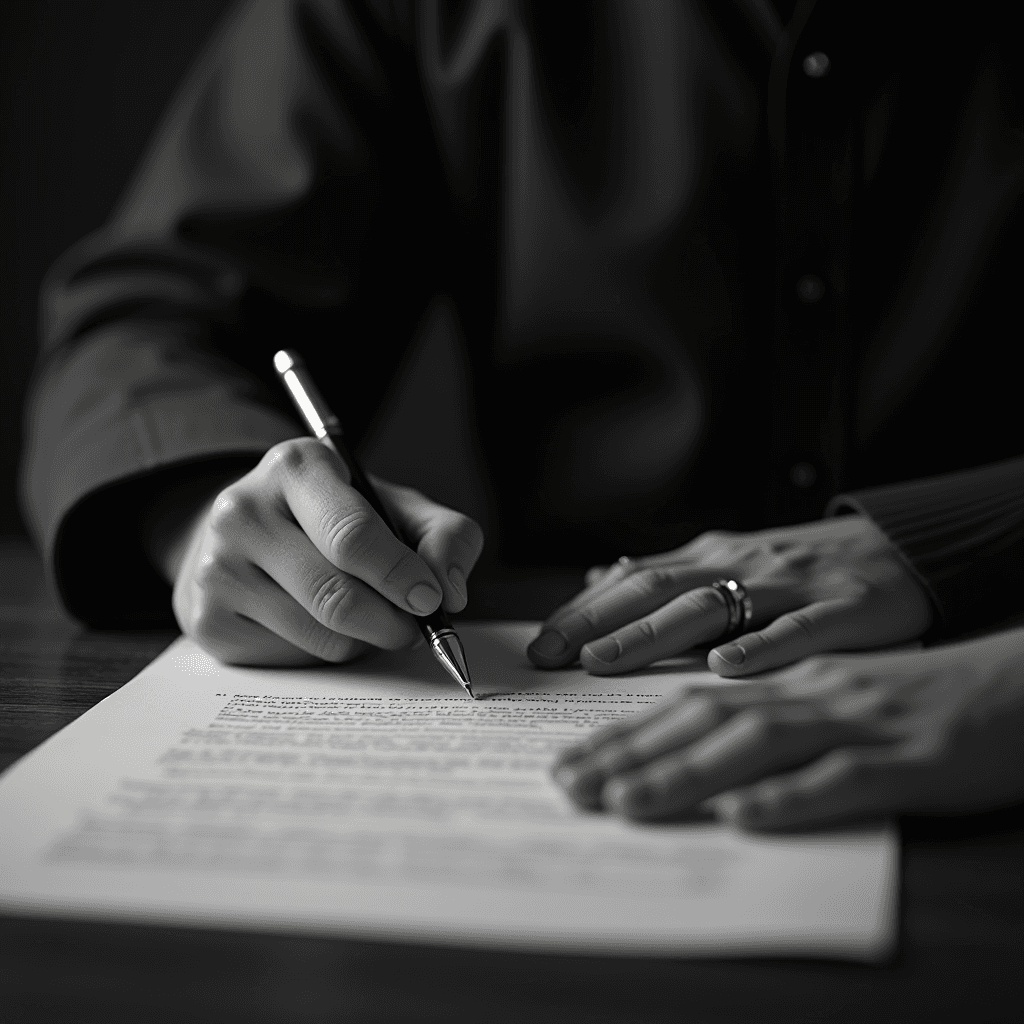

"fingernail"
[582,637,619,664]
[529,630,567,659]
[447,565,467,602]
[406,582,442,615]
[712,642,745,666]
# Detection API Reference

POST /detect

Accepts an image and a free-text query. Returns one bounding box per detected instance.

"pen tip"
[430,629,473,696]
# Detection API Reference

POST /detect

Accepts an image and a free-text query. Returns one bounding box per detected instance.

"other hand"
[527,517,932,677]
[552,631,1024,829]
[152,438,483,665]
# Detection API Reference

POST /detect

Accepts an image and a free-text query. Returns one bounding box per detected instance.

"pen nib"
[430,629,475,698]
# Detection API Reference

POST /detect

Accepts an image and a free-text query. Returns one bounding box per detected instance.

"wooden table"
[1,536,1021,1023]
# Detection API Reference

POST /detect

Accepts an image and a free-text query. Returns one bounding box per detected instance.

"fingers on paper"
[597,703,846,820]
[578,586,732,675]
[527,565,715,668]
[707,599,866,677]
[553,692,733,808]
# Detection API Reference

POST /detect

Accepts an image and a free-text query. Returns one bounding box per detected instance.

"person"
[19,2,1024,820]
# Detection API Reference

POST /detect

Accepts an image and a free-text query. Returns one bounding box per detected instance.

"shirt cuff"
[37,392,299,627]
[827,458,1024,639]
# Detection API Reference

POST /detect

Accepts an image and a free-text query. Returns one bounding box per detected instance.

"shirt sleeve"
[827,457,1024,640]
[19,0,425,625]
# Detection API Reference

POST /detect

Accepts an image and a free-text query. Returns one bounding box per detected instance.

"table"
[1,536,1021,1023]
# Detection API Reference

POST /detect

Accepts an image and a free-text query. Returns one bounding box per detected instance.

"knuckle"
[781,545,815,570]
[614,614,655,638]
[737,707,777,744]
[577,604,605,631]
[323,508,375,564]
[208,488,260,533]
[745,628,773,649]
[192,548,230,590]
[696,529,728,548]
[826,748,867,784]
[798,654,831,678]
[780,609,817,640]
[381,546,424,590]
[687,586,728,617]
[844,669,875,692]
[266,436,324,477]
[445,508,478,541]
[628,567,674,599]
[310,572,361,627]
[633,618,658,642]
[428,509,485,561]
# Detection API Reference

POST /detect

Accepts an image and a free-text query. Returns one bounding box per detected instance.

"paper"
[0,622,897,959]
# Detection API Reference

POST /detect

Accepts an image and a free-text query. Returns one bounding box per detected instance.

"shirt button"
[789,462,818,489]
[796,274,825,303]
[802,51,831,78]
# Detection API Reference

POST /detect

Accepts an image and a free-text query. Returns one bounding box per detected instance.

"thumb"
[374,477,484,613]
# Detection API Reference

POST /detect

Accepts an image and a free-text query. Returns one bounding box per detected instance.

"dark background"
[0,0,496,550]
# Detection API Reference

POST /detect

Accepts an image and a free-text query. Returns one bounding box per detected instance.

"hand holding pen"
[273,350,475,694]
[142,354,483,687]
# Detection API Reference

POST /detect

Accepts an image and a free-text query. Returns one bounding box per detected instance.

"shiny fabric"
[20,0,1024,628]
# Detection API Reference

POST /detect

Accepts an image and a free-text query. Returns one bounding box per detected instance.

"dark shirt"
[20,0,1024,635]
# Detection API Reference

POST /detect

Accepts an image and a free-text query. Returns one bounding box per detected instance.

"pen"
[273,349,475,698]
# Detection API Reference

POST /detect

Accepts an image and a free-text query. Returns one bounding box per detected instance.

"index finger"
[553,693,734,808]
[271,441,443,617]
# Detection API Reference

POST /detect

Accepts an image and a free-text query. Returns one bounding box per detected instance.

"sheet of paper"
[0,622,897,959]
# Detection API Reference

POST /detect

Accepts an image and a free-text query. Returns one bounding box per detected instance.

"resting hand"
[527,516,932,677]
[146,438,483,666]
[552,631,1024,828]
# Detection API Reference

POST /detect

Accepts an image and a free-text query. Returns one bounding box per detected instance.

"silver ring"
[710,579,753,642]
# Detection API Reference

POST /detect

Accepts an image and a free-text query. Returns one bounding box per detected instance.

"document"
[0,622,897,959]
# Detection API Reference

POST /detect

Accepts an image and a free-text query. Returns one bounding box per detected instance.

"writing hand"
[528,516,932,677]
[148,438,483,665]
[552,632,1024,828]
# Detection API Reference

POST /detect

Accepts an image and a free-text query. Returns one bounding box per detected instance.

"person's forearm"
[141,466,249,585]
[828,456,1024,638]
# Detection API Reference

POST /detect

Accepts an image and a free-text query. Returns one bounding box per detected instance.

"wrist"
[141,465,249,585]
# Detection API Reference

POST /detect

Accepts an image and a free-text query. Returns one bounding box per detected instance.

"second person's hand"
[148,438,484,666]
[551,630,1024,828]
[527,516,932,678]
